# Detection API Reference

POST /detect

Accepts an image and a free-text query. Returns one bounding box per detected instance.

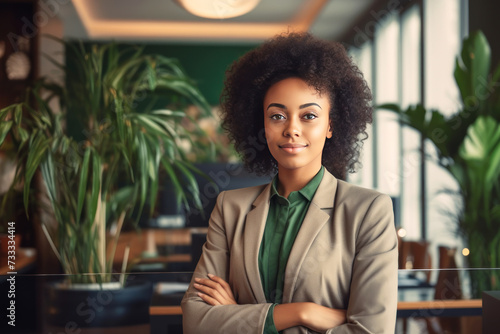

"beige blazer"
[181,170,398,334]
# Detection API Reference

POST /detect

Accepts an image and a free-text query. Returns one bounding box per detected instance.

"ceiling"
[59,0,378,44]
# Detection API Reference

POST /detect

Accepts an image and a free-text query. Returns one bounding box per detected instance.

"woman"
[181,32,398,334]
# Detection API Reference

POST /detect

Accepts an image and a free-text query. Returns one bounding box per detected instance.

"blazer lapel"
[282,170,338,303]
[242,183,271,303]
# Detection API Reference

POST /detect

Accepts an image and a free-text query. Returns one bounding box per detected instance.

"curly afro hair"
[220,32,372,180]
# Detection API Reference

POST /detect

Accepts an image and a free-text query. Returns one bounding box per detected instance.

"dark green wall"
[65,42,257,138]
[69,41,256,106]
[143,43,256,105]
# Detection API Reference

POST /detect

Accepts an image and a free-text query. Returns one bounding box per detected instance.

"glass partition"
[1,269,498,334]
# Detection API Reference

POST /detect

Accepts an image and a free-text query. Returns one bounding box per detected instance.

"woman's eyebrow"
[299,103,322,109]
[266,103,286,110]
[266,102,322,110]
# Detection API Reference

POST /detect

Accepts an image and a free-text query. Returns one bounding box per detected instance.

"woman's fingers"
[193,282,224,300]
[208,274,233,296]
[197,292,221,306]
[193,274,236,305]
[207,274,236,303]
[299,303,346,332]
[195,277,221,289]
[194,278,227,299]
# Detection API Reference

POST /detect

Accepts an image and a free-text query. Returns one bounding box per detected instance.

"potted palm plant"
[379,31,500,297]
[0,38,210,329]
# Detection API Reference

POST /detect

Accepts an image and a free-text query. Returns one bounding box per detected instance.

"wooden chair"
[424,246,483,334]
[399,240,433,282]
[434,246,461,300]
[398,240,433,334]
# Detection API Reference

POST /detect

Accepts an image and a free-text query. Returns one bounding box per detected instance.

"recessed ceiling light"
[173,0,261,19]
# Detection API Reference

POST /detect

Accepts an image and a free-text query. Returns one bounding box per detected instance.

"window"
[348,0,464,266]
[373,14,400,199]
[348,42,373,189]
[424,0,462,248]
[400,4,421,239]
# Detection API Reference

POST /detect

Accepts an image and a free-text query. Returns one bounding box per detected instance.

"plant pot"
[44,280,152,333]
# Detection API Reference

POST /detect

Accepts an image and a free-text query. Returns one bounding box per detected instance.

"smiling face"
[263,77,332,176]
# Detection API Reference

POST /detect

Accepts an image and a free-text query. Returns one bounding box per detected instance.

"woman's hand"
[299,303,346,333]
[193,274,237,306]
[273,302,346,333]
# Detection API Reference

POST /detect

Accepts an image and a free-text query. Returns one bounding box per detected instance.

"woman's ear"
[327,124,333,139]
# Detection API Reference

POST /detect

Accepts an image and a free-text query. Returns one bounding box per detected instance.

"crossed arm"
[194,274,346,333]
[182,191,398,333]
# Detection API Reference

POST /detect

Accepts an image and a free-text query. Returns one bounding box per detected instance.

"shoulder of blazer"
[315,169,390,210]
[218,183,270,211]
[335,179,392,211]
[331,180,394,240]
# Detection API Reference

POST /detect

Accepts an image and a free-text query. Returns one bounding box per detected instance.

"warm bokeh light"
[397,228,407,238]
[462,248,470,256]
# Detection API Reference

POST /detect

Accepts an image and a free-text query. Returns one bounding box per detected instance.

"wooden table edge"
[150,306,183,315]
[150,299,483,316]
[397,299,482,310]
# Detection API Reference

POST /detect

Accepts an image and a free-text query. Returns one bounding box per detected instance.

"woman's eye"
[270,114,285,120]
[303,113,317,120]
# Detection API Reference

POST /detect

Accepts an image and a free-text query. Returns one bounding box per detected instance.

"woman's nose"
[284,118,300,137]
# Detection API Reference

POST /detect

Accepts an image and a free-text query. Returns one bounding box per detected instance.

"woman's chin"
[277,160,321,173]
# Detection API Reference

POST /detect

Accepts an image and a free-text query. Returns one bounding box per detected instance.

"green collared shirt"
[259,166,324,334]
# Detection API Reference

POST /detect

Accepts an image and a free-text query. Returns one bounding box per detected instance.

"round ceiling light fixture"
[173,0,261,19]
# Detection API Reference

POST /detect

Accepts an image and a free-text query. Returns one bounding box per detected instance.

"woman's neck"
[277,165,322,198]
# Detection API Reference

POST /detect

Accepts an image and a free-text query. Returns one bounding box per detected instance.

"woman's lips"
[279,143,307,154]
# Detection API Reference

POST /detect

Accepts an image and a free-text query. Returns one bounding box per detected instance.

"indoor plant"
[0,38,210,286]
[379,31,500,297]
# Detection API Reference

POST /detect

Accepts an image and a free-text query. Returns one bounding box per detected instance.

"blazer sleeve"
[328,194,398,334]
[181,191,273,334]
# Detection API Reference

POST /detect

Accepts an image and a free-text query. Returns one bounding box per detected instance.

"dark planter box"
[482,290,500,334]
[44,280,152,329]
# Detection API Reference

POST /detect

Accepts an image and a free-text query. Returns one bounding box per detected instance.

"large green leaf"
[144,135,161,216]
[0,120,13,146]
[161,163,186,210]
[378,103,451,158]
[455,31,491,111]
[459,116,500,195]
[40,152,57,205]
[107,186,135,217]
[23,132,50,213]
[136,132,149,219]
[134,114,169,136]
[151,109,185,118]
[460,116,500,162]
[447,163,467,191]
[14,104,22,124]
[76,148,91,225]
[174,160,203,211]
[17,127,29,142]
[490,62,500,121]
